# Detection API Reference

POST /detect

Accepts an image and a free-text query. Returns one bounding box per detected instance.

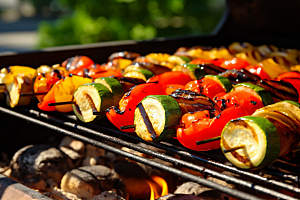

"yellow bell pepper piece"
[54,75,92,113]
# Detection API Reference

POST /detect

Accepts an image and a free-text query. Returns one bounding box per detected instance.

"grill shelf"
[1,105,300,200]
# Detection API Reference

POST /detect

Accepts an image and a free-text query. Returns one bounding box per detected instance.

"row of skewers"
[1,42,300,170]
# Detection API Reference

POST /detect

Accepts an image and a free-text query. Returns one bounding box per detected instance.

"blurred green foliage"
[37,0,225,48]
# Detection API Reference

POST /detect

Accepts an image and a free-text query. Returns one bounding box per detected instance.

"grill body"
[1,0,300,199]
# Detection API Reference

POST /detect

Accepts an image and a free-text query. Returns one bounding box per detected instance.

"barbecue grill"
[1,0,300,199]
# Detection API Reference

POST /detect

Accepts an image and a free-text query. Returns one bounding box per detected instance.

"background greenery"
[35,0,225,48]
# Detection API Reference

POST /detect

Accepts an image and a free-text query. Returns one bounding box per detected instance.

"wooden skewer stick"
[120,124,136,130]
[165,124,185,129]
[196,136,221,145]
[223,145,245,153]
[93,111,107,115]
[48,101,75,106]
[21,92,48,97]
[120,123,184,130]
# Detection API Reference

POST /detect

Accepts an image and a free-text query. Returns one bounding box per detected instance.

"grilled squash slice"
[134,95,182,142]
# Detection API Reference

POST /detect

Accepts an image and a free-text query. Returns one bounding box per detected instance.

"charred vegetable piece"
[134,95,182,142]
[2,66,37,108]
[227,42,255,55]
[147,71,193,86]
[219,58,250,70]
[184,75,232,99]
[112,58,132,70]
[4,74,33,108]
[177,105,249,151]
[106,82,165,132]
[180,63,225,80]
[252,112,300,157]
[245,65,271,80]
[108,51,141,62]
[53,75,93,113]
[122,64,147,75]
[258,58,290,79]
[61,55,94,74]
[213,83,271,115]
[232,82,273,106]
[169,89,221,116]
[252,100,300,139]
[34,69,65,102]
[256,79,299,103]
[72,83,113,123]
[221,116,281,170]
[114,76,146,93]
[94,77,124,106]
[218,69,261,84]
[124,69,154,81]
[126,62,171,75]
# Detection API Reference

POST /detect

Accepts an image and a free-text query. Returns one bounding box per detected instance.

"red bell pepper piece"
[220,58,250,70]
[177,105,250,151]
[213,91,264,115]
[164,84,185,95]
[245,65,271,80]
[61,55,94,74]
[189,58,225,66]
[275,72,300,102]
[275,71,300,80]
[184,78,226,99]
[106,82,165,132]
[89,69,122,79]
[147,71,193,86]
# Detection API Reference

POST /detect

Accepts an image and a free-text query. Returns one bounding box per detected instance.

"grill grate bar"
[0,106,264,200]
[47,109,300,183]
[14,107,300,199]
[23,108,300,192]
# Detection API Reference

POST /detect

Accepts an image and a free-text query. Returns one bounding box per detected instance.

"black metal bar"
[18,107,300,199]
[0,106,263,200]
[43,109,300,185]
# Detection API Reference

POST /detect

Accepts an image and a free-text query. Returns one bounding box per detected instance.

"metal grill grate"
[1,105,300,200]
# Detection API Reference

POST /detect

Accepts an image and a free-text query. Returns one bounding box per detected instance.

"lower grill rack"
[1,105,300,200]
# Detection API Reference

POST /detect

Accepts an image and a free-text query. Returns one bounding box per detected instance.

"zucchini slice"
[94,77,124,106]
[232,82,273,106]
[252,100,300,131]
[72,83,113,123]
[252,100,300,154]
[123,64,147,75]
[180,63,225,80]
[134,95,182,142]
[124,69,154,82]
[220,116,280,170]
